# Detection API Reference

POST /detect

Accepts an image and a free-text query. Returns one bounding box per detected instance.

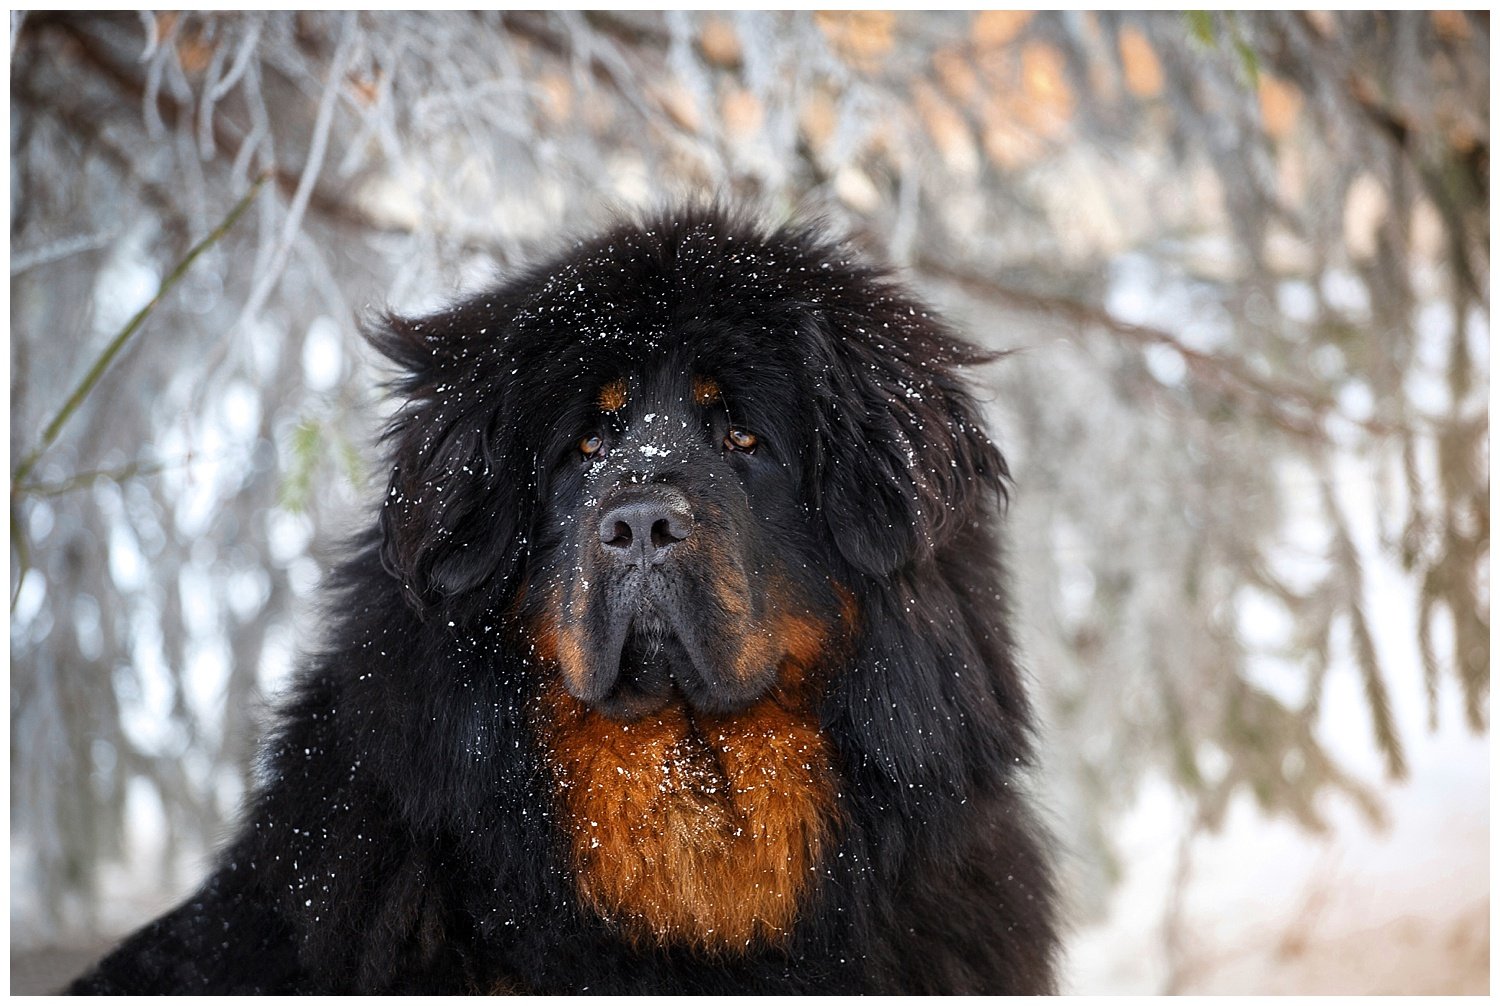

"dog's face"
[525,362,837,719]
[372,210,1008,706]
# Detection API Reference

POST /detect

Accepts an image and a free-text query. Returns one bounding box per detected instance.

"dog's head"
[370,209,1006,718]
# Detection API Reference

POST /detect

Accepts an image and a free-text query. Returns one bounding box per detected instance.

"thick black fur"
[68,207,1060,994]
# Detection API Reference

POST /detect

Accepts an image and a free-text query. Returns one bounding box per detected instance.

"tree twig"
[11,171,269,491]
[10,510,31,612]
[916,255,1407,441]
[40,17,379,235]
[16,457,187,498]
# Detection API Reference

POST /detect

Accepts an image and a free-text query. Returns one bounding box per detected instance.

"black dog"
[69,208,1059,993]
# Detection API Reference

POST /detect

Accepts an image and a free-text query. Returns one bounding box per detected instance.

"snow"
[1065,455,1490,993]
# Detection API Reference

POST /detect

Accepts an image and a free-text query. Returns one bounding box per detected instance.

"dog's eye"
[579,434,605,459]
[724,427,758,453]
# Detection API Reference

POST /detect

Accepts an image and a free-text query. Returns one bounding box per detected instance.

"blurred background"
[8,11,1488,993]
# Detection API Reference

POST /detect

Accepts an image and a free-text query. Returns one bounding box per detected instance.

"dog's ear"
[366,309,529,615]
[806,305,1007,578]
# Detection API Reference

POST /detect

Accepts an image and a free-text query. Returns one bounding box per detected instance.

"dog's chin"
[590,680,673,721]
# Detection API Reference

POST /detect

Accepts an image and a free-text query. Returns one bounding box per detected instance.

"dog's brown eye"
[724,427,757,453]
[579,434,605,458]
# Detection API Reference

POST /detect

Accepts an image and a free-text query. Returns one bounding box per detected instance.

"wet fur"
[68,208,1059,994]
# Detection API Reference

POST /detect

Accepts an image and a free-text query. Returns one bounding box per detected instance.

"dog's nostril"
[650,517,687,550]
[604,521,633,549]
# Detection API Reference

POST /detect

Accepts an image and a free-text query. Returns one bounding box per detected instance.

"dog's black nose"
[598,493,691,566]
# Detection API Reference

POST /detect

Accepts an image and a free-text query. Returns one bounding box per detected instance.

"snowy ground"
[1066,539,1490,996]
[1066,704,1487,994]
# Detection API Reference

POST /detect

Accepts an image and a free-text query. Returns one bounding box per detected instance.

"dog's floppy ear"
[806,305,1007,578]
[366,309,528,615]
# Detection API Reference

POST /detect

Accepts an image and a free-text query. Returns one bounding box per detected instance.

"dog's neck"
[532,678,837,952]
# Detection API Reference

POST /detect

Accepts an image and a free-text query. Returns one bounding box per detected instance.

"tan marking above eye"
[598,379,628,413]
[725,427,757,452]
[692,376,721,406]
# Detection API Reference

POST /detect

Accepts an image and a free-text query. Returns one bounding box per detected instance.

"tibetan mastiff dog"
[70,208,1059,994]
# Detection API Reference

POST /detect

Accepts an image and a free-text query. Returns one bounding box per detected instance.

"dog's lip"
[594,616,680,720]
[578,557,760,713]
